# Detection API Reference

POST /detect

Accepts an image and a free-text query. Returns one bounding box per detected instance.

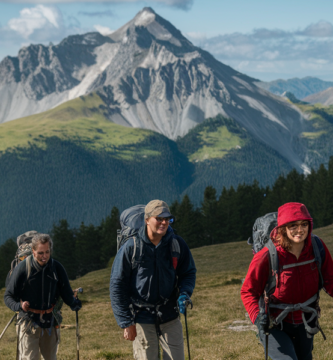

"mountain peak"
[108,7,190,49]
[133,7,156,27]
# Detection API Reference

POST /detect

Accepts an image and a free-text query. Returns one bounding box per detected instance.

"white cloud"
[8,5,60,39]
[299,20,333,37]
[0,0,193,10]
[186,32,206,40]
[0,5,87,57]
[78,10,114,18]
[192,21,333,80]
[94,25,114,36]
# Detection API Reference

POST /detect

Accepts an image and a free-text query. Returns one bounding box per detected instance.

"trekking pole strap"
[269,293,319,334]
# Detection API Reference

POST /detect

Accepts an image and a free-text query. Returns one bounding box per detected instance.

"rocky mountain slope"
[1,88,333,243]
[303,87,333,106]
[0,7,322,172]
[256,77,333,100]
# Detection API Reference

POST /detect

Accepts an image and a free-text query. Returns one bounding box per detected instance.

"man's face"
[32,242,51,266]
[146,216,170,237]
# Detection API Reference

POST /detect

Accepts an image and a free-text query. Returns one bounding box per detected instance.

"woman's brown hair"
[275,226,292,252]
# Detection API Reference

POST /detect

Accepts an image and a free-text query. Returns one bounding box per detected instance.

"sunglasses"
[155,216,174,224]
[287,222,309,231]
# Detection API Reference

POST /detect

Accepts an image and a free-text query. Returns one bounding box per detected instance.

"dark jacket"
[110,226,196,329]
[4,256,75,328]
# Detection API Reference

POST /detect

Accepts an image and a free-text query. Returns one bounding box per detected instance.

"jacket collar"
[138,225,174,246]
[31,255,52,273]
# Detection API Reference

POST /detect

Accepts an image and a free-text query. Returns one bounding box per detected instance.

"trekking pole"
[184,300,193,360]
[74,288,83,360]
[0,313,16,341]
[264,296,269,360]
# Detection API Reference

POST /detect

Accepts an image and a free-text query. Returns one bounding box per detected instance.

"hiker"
[110,200,196,360]
[241,202,333,360]
[4,233,82,360]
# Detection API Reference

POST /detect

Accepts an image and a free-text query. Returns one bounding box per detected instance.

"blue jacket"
[110,226,196,328]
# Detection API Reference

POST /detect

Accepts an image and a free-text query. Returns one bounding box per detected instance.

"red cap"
[270,202,313,240]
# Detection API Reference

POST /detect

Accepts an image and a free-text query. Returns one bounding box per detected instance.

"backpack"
[248,212,326,302]
[5,230,39,288]
[117,205,181,270]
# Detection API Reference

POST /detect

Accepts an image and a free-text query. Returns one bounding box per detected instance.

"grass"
[301,131,327,139]
[0,223,333,359]
[0,93,160,160]
[294,102,333,132]
[189,126,246,163]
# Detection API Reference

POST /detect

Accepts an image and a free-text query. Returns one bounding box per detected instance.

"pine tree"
[260,174,287,214]
[283,169,304,202]
[51,220,76,279]
[201,186,218,245]
[172,195,204,248]
[302,169,316,216]
[100,207,120,266]
[218,186,240,242]
[308,164,331,227]
[234,181,266,240]
[75,222,102,276]
[0,238,17,287]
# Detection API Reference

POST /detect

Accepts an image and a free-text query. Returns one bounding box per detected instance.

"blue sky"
[1,0,333,81]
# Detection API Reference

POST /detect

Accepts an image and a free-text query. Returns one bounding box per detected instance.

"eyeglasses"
[155,216,174,224]
[287,222,309,231]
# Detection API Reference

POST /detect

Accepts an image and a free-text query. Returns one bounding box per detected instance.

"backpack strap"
[131,237,181,270]
[131,237,144,269]
[264,239,279,296]
[311,234,325,290]
[171,238,180,270]
[26,255,32,281]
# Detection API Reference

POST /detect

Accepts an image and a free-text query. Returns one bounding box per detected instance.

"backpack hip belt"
[269,293,324,336]
[130,297,170,337]
[25,304,55,315]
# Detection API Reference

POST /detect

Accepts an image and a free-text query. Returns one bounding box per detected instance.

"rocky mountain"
[0,7,323,173]
[303,87,333,106]
[256,77,333,100]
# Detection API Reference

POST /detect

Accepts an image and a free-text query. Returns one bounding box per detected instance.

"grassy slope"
[1,224,333,359]
[0,93,159,160]
[188,126,246,162]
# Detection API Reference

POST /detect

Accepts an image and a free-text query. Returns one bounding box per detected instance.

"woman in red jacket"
[241,202,333,360]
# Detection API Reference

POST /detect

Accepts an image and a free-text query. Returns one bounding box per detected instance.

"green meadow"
[1,224,333,359]
[0,93,160,160]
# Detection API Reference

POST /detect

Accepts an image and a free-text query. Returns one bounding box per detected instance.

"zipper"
[48,284,51,307]
[42,266,45,309]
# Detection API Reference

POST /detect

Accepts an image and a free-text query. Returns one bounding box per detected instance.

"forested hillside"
[1,90,333,245]
[1,157,332,287]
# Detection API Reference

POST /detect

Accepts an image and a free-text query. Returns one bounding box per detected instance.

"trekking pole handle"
[185,298,193,310]
[74,287,83,298]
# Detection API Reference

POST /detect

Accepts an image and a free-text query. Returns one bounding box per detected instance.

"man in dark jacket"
[4,233,81,360]
[110,200,196,360]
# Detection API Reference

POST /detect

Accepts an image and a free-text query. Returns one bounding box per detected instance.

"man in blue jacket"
[110,200,196,360]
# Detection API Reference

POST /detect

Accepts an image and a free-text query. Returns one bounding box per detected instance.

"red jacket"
[241,234,333,324]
